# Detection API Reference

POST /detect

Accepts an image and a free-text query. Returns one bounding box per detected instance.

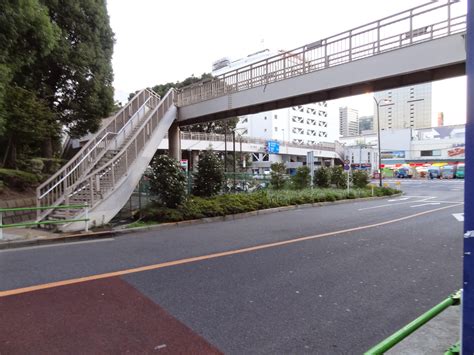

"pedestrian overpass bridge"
[36,0,467,231]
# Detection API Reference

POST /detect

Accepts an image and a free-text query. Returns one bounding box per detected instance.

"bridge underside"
[177,35,466,126]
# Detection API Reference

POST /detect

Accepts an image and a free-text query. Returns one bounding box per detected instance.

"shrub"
[330,166,348,189]
[147,154,186,208]
[314,167,331,188]
[27,158,44,176]
[352,170,370,188]
[291,166,311,189]
[0,168,39,190]
[193,149,225,197]
[270,162,286,189]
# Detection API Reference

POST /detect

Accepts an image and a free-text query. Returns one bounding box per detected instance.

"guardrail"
[0,204,90,240]
[177,0,466,107]
[365,290,461,354]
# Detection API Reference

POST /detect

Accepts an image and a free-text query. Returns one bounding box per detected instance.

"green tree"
[352,170,370,188]
[331,166,348,189]
[147,155,186,208]
[33,0,115,145]
[291,166,311,190]
[314,167,331,188]
[270,162,286,189]
[0,0,59,135]
[2,86,57,168]
[193,149,225,197]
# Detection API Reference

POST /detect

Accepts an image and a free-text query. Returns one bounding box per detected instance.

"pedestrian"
[429,171,433,180]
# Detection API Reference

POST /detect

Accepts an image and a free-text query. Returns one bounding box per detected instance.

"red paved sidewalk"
[0,278,221,354]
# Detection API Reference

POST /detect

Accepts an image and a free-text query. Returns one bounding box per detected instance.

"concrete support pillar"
[168,123,181,161]
[330,158,335,167]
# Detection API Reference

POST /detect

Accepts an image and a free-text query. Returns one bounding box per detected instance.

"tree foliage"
[314,167,331,188]
[270,162,286,189]
[352,170,370,188]
[0,0,115,170]
[291,166,311,190]
[330,166,348,189]
[193,149,225,197]
[148,155,187,208]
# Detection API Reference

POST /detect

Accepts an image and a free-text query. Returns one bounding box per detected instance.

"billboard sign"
[381,151,405,159]
[266,140,280,154]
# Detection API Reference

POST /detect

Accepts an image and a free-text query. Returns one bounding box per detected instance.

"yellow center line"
[0,203,463,298]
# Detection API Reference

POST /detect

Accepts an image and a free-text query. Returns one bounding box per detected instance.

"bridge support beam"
[168,122,181,161]
[464,0,474,352]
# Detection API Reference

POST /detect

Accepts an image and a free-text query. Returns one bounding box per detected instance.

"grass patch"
[141,187,399,224]
[0,168,39,190]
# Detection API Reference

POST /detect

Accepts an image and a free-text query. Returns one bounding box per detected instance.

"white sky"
[107,0,466,126]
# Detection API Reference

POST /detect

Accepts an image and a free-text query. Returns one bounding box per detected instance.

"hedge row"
[141,187,398,223]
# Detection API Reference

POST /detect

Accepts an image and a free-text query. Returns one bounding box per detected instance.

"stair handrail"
[36,88,160,213]
[38,97,152,200]
[65,89,175,208]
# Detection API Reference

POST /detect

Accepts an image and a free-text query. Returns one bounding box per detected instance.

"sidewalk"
[386,305,460,354]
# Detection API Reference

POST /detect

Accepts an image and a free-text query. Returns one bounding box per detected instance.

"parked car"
[395,168,413,178]
[427,167,440,179]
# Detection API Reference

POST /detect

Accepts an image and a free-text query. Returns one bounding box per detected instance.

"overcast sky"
[107,0,467,126]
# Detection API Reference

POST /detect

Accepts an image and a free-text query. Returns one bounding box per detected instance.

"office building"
[339,106,359,136]
[374,83,432,130]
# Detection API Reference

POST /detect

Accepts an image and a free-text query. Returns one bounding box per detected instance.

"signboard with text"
[266,140,280,154]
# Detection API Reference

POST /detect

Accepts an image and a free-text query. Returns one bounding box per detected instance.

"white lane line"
[387,197,410,202]
[410,203,441,208]
[0,238,114,252]
[358,196,436,211]
[452,213,464,222]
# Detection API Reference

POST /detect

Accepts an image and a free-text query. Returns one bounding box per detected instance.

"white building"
[211,50,339,146]
[339,106,359,136]
[374,83,432,131]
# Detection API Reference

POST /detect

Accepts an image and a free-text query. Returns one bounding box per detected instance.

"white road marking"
[387,197,410,202]
[0,238,114,252]
[452,213,464,222]
[358,196,436,211]
[410,203,442,208]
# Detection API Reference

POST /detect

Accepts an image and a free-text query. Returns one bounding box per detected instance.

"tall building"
[374,83,432,130]
[212,50,339,144]
[339,106,359,137]
[359,115,374,133]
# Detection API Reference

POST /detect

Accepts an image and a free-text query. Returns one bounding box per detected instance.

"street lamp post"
[373,96,390,187]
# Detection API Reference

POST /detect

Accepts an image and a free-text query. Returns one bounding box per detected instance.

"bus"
[456,164,465,179]
[440,165,456,179]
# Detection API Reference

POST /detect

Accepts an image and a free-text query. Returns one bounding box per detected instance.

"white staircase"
[36,89,177,232]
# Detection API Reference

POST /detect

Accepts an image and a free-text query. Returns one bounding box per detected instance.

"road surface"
[0,179,464,353]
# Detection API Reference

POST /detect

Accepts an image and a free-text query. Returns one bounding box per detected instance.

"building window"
[264,116,267,120]
[264,128,267,132]
[274,114,278,119]
[274,127,278,132]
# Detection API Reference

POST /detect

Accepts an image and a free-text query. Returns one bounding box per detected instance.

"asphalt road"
[0,179,465,354]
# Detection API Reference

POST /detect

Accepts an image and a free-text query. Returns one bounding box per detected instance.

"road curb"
[0,193,402,250]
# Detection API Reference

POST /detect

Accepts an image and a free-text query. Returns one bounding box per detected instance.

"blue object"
[464,0,474,352]
[267,140,280,154]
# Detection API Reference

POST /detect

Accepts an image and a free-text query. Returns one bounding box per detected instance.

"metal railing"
[365,290,461,354]
[36,89,160,220]
[65,89,176,209]
[177,0,466,107]
[179,131,338,152]
[0,204,90,240]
